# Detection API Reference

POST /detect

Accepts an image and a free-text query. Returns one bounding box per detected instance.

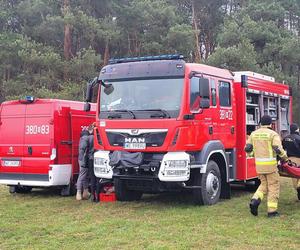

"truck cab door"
[189,76,213,148]
[212,80,236,149]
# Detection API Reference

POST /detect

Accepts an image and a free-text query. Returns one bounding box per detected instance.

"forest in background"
[0,0,300,122]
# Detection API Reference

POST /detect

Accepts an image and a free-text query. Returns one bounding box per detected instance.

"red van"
[0,97,95,195]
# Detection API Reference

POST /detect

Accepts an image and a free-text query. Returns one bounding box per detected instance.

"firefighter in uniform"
[245,115,288,217]
[282,123,300,200]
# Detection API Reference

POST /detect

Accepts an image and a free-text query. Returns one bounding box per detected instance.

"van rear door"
[0,103,25,179]
[70,111,95,177]
[23,102,53,181]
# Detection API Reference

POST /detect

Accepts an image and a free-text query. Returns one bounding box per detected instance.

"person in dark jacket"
[87,124,101,202]
[76,129,90,200]
[282,123,300,200]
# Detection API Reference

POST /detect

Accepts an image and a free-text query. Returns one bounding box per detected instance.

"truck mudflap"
[0,164,72,187]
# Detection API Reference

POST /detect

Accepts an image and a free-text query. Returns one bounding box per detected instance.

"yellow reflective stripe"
[256,158,277,162]
[256,161,277,166]
[256,191,264,200]
[267,202,278,209]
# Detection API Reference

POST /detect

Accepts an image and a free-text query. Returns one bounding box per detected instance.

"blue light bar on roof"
[108,54,185,65]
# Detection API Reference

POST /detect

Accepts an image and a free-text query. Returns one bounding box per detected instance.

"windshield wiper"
[109,109,136,119]
[135,109,171,118]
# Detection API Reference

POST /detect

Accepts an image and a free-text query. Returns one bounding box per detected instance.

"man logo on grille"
[131,129,139,135]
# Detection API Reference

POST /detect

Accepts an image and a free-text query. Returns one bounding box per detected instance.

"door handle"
[209,126,213,135]
[28,146,33,155]
[231,126,235,134]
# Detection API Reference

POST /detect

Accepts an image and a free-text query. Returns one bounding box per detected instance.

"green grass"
[0,178,299,250]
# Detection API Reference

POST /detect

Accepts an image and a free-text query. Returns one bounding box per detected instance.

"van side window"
[190,77,200,111]
[219,81,231,107]
[211,79,216,106]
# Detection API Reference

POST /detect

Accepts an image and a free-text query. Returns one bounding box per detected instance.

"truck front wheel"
[193,160,221,205]
[114,178,143,201]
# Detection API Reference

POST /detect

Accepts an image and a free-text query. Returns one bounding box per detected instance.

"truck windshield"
[99,78,184,119]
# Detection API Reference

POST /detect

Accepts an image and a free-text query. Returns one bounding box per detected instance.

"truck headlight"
[158,152,190,181]
[93,150,112,179]
[94,157,110,174]
[166,160,188,168]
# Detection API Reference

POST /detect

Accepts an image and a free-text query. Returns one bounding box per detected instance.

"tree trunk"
[63,0,72,61]
[297,64,300,124]
[192,0,201,63]
[103,40,110,66]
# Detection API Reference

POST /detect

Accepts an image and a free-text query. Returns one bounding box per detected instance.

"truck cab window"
[211,79,216,106]
[190,77,200,112]
[219,81,231,107]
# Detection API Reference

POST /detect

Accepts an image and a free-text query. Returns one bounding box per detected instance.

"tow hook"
[181,182,202,189]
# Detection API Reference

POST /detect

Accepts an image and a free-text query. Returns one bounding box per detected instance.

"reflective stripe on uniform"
[256,191,264,200]
[255,157,277,166]
[267,202,278,209]
[256,161,278,166]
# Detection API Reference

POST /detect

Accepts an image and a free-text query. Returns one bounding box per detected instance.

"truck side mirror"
[241,75,248,88]
[84,102,91,112]
[86,78,97,102]
[199,78,209,98]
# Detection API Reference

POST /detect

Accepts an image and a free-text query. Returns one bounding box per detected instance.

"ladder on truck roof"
[233,71,275,83]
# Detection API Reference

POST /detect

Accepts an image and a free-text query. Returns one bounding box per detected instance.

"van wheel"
[114,178,143,201]
[61,183,76,196]
[193,160,221,205]
[9,186,32,194]
[9,186,17,194]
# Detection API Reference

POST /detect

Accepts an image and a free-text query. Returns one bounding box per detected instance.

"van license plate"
[124,143,146,149]
[2,160,20,167]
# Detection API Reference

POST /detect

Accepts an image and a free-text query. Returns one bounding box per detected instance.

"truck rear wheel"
[114,178,143,201]
[193,160,221,205]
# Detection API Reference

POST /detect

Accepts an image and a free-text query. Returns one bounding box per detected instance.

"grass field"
[0,178,299,250]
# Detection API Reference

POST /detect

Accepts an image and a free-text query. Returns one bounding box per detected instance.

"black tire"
[193,160,221,205]
[61,182,77,196]
[9,186,32,194]
[114,178,143,201]
[9,185,17,194]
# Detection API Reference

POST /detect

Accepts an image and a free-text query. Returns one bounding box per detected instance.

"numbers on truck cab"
[25,125,50,135]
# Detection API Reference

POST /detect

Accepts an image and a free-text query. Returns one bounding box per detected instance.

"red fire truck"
[0,98,95,195]
[84,55,292,205]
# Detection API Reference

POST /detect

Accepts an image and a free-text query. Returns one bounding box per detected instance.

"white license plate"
[124,143,146,150]
[2,160,20,167]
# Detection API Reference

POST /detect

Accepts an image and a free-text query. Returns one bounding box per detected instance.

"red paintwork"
[95,63,292,181]
[0,99,95,183]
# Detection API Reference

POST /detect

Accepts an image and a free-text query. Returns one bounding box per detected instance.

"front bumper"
[94,151,191,182]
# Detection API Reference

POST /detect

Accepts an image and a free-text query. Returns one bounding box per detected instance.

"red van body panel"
[0,99,95,188]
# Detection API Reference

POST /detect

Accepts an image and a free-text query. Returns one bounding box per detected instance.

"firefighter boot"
[249,198,261,216]
[76,190,82,201]
[82,189,90,200]
[267,211,280,218]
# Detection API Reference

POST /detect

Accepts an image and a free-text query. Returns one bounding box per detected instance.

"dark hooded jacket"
[282,131,300,158]
[78,130,90,168]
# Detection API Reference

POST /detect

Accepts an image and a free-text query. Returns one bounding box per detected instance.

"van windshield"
[99,78,184,119]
